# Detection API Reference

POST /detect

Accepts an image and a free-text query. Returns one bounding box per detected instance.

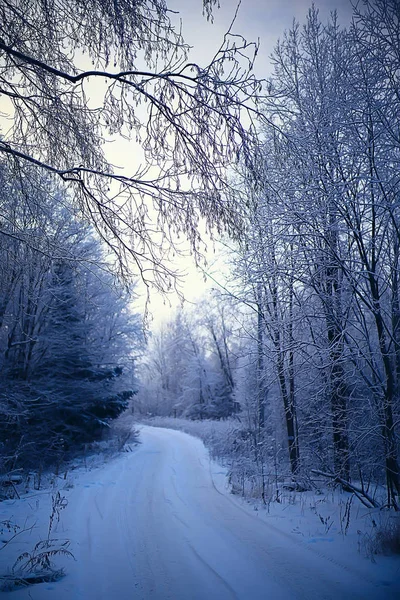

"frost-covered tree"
[138,298,240,420]
[0,164,141,470]
[0,0,261,289]
[229,1,400,504]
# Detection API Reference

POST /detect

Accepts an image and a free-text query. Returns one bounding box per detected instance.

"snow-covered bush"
[361,514,400,558]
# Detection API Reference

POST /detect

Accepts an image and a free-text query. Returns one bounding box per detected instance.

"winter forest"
[0,0,400,597]
[139,0,400,510]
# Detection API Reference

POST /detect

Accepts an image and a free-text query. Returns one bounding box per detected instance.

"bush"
[372,516,400,555]
[361,514,400,559]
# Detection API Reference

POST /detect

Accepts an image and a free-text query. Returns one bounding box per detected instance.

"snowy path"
[4,426,399,599]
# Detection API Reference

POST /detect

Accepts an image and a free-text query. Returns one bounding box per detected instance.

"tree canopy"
[0,0,261,290]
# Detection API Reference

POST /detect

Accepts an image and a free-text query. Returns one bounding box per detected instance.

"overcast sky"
[174,0,353,76]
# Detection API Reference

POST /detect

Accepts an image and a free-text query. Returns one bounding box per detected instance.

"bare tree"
[238,2,400,504]
[0,0,261,290]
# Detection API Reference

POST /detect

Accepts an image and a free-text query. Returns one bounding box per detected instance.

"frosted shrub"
[369,515,400,557]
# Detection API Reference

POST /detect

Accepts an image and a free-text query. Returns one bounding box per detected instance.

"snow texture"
[1,426,399,599]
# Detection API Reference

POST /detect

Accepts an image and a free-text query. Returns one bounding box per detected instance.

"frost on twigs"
[359,515,400,561]
[0,538,71,591]
[0,493,74,592]
[0,0,263,293]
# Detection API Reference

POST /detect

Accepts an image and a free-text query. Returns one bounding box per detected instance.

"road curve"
[69,426,399,600]
[19,425,399,599]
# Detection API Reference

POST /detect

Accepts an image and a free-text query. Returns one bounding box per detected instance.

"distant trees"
[0,163,141,471]
[0,0,261,289]
[137,298,240,420]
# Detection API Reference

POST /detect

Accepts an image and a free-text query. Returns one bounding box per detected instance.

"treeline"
[0,162,141,472]
[138,300,239,420]
[140,1,400,509]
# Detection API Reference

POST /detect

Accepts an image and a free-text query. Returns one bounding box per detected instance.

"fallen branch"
[311,469,379,509]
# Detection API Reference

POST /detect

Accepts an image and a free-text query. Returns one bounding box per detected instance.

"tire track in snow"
[186,540,239,600]
[19,425,397,600]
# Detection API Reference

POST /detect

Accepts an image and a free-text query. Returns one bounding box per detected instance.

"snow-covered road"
[4,426,399,599]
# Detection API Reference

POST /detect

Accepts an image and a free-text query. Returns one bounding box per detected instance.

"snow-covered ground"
[1,426,399,599]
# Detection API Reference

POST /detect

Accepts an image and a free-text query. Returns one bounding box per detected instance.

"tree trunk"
[257,283,266,429]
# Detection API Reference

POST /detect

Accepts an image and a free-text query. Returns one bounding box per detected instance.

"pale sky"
[137,0,354,326]
[174,0,352,79]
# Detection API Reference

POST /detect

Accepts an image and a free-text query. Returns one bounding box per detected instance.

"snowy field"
[0,425,399,599]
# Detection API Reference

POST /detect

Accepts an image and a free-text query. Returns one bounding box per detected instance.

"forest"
[0,0,399,577]
[0,162,142,470]
[138,1,400,512]
[0,0,400,596]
